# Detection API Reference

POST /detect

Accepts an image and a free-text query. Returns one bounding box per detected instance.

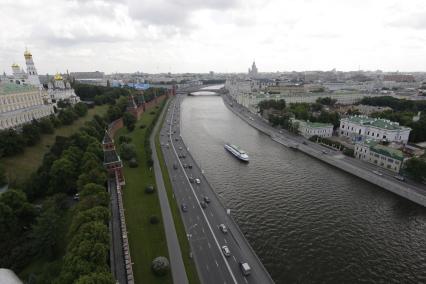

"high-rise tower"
[24,49,41,86]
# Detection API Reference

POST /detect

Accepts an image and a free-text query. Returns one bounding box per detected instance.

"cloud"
[387,11,426,30]
[126,0,240,27]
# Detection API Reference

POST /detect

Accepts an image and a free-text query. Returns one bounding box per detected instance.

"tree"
[149,215,159,224]
[31,205,61,258]
[22,121,41,146]
[403,158,426,182]
[75,272,115,284]
[151,256,170,276]
[123,112,136,131]
[39,117,55,134]
[145,185,155,194]
[49,158,77,194]
[119,143,137,161]
[69,206,110,234]
[74,102,88,117]
[58,108,78,125]
[0,128,25,157]
[0,164,7,187]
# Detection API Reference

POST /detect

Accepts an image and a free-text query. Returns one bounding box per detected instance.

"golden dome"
[11,63,19,68]
[24,49,32,58]
[54,73,63,81]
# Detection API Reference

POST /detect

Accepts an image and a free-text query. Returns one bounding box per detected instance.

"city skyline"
[1,0,426,74]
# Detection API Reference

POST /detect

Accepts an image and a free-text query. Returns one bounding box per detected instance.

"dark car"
[188,164,193,169]
[181,204,188,212]
[204,196,211,203]
[189,177,195,183]
[173,163,178,170]
[200,201,207,209]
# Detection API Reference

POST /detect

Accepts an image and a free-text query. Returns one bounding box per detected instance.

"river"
[180,95,426,283]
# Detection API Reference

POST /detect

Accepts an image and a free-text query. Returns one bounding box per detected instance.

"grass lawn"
[115,102,172,284]
[155,117,200,284]
[1,105,108,185]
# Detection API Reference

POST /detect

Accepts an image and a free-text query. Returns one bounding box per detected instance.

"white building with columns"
[0,82,54,130]
[339,115,411,144]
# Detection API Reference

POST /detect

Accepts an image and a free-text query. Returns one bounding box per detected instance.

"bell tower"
[24,49,41,86]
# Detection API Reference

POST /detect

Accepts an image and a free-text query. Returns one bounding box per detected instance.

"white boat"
[224,143,249,162]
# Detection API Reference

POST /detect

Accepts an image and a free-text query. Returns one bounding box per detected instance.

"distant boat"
[188,91,219,96]
[224,143,249,162]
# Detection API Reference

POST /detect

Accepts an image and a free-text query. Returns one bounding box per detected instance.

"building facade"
[291,118,334,138]
[354,140,405,173]
[339,115,411,144]
[47,73,80,104]
[0,82,54,130]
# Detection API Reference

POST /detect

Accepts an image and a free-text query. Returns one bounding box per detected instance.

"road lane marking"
[232,256,236,262]
[206,264,209,272]
[202,228,205,233]
[244,277,248,284]
[208,242,211,248]
[224,238,227,243]
[210,212,214,217]
[169,100,238,284]
[215,260,219,267]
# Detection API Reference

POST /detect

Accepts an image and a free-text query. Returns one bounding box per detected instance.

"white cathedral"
[0,49,80,130]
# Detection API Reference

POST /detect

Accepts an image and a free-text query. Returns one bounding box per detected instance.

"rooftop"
[0,82,38,95]
[363,140,404,161]
[344,115,410,131]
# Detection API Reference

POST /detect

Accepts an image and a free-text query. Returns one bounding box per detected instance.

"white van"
[240,262,251,276]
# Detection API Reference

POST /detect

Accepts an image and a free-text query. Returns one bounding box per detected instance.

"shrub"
[129,158,138,168]
[150,111,156,115]
[139,124,146,129]
[151,256,170,276]
[145,185,155,194]
[149,215,159,224]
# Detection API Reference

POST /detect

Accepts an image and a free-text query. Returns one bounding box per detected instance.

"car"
[221,245,231,257]
[204,196,211,203]
[73,193,80,201]
[219,224,228,233]
[195,178,201,184]
[200,201,207,209]
[175,138,179,141]
[183,164,188,168]
[181,204,188,212]
[173,163,178,170]
[322,150,328,154]
[189,177,195,183]
[302,141,307,145]
[182,154,186,158]
[239,262,251,276]
[394,175,405,181]
[373,170,383,176]
[188,164,193,169]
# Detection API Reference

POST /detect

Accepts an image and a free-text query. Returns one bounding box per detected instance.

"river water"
[180,95,426,284]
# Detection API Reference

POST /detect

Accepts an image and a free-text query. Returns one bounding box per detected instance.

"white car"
[373,170,383,176]
[221,245,231,257]
[219,224,228,233]
[195,178,201,184]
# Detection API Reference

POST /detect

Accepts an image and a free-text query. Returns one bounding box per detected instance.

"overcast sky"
[1,0,425,74]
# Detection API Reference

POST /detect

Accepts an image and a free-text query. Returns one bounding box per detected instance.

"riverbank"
[223,94,426,207]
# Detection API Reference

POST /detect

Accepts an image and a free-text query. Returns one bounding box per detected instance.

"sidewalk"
[150,99,189,284]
